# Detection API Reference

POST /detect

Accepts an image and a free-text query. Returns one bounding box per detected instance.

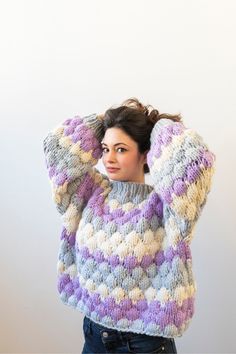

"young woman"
[43,98,215,353]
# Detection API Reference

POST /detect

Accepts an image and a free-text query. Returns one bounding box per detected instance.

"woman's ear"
[143,150,149,164]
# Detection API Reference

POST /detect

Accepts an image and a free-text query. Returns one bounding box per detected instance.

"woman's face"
[101,127,147,183]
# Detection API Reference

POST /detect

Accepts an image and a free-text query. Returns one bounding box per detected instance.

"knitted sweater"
[43,112,215,338]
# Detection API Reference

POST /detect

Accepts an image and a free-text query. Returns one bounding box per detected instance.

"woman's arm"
[43,113,108,216]
[147,118,216,242]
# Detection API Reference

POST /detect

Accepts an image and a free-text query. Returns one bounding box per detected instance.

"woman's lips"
[107,168,120,173]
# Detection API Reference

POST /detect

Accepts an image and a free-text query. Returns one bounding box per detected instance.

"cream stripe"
[170,166,215,219]
[55,132,98,165]
[78,271,196,306]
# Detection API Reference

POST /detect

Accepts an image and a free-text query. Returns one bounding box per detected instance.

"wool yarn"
[43,113,215,337]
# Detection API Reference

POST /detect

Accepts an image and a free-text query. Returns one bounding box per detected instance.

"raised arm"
[147,118,216,242]
[43,113,109,216]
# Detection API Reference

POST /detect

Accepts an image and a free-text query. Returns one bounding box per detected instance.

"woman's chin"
[109,175,125,181]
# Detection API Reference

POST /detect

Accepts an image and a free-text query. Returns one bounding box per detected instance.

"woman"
[43,98,215,353]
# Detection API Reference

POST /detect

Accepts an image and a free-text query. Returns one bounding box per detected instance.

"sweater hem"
[60,295,189,339]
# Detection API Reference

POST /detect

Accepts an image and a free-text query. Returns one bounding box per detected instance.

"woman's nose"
[106,150,116,162]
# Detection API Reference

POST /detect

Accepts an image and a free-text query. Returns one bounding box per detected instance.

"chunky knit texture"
[43,112,215,338]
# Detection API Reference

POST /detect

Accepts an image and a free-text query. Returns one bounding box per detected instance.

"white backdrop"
[1,1,235,353]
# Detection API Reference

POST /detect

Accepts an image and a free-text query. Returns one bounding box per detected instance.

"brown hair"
[103,97,182,173]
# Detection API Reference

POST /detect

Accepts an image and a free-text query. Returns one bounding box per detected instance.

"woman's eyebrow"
[101,142,129,147]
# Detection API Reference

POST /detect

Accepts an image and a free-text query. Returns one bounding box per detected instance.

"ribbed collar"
[110,179,153,202]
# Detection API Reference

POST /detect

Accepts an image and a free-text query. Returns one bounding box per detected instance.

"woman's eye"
[102,147,126,153]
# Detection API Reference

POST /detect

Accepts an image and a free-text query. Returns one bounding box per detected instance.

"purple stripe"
[63,118,73,126]
[57,273,194,329]
[63,116,83,127]
[147,122,184,165]
[54,171,68,186]
[159,152,214,204]
[87,195,163,222]
[70,126,88,143]
[60,227,76,246]
[92,146,103,159]
[64,125,76,136]
[63,116,83,135]
[71,117,83,126]
[66,121,103,158]
[76,173,97,203]
[48,165,56,179]
[186,163,201,183]
[201,149,215,168]
[172,179,187,197]
[159,189,173,205]
[49,119,102,188]
[76,240,191,270]
[68,119,103,159]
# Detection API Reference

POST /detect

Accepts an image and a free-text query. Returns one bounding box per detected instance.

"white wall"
[1,0,235,353]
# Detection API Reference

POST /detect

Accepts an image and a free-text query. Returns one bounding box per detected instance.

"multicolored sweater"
[43,112,215,338]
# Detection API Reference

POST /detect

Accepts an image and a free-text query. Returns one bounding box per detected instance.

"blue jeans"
[82,316,177,353]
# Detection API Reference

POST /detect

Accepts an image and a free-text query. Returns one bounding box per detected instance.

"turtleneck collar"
[109,179,153,202]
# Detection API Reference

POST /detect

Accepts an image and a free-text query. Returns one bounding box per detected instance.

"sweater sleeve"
[147,118,216,242]
[43,113,108,216]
